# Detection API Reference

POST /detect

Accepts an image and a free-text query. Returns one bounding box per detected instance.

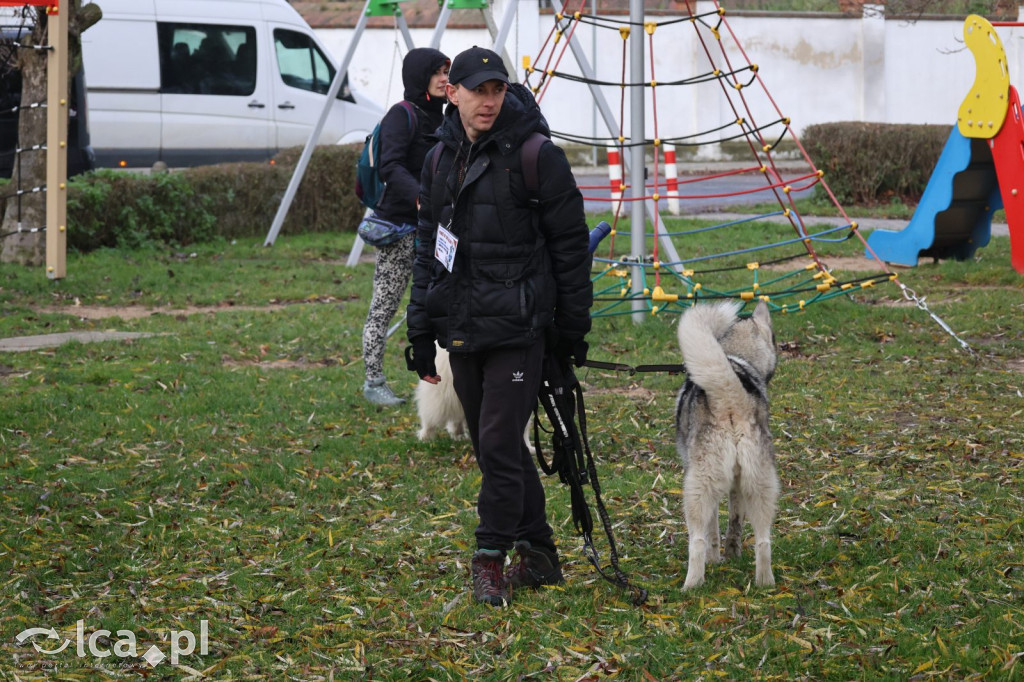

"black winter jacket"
[407,83,592,353]
[374,48,448,226]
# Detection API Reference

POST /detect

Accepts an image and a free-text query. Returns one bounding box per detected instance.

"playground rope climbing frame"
[521,0,974,353]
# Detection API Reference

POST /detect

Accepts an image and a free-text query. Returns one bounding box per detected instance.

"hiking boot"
[506,540,564,590]
[471,549,509,607]
[363,377,405,406]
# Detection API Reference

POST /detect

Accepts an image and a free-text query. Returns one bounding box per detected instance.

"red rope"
[539,2,587,103]
[647,30,661,283]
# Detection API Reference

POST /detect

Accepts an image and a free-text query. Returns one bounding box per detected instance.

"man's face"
[445,80,508,142]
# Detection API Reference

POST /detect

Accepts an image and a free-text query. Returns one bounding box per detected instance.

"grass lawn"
[1,218,1022,680]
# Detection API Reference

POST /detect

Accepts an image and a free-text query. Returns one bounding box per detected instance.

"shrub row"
[62,143,363,252]
[801,121,950,205]
[2,125,953,252]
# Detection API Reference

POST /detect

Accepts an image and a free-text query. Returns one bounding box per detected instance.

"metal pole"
[591,17,597,167]
[490,0,521,79]
[395,12,416,51]
[265,2,372,246]
[628,0,645,323]
[482,0,520,83]
[346,8,416,267]
[552,0,680,269]
[430,3,453,49]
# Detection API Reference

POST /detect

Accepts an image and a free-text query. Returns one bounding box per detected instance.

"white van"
[81,0,383,167]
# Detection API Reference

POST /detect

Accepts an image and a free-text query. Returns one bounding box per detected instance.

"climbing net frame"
[522,0,971,350]
[1,0,68,279]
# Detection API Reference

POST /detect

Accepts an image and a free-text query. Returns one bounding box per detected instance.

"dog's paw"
[755,562,775,587]
[446,421,468,439]
[682,574,705,591]
[417,427,434,441]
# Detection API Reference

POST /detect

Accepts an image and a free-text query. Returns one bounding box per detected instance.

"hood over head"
[402,47,450,113]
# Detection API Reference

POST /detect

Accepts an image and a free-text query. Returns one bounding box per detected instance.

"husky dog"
[416,344,536,453]
[675,300,779,590]
[416,344,468,441]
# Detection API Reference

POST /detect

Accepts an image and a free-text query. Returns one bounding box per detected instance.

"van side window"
[273,29,355,103]
[157,23,257,96]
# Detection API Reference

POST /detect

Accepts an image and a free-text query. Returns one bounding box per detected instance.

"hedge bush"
[5,126,956,252]
[802,122,950,205]
[62,143,363,252]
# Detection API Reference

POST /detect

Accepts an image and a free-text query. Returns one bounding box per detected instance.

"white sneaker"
[363,377,405,406]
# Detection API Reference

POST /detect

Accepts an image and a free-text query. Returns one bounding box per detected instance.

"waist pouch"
[358,216,415,247]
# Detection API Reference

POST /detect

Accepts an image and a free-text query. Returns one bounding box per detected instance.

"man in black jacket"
[406,46,592,607]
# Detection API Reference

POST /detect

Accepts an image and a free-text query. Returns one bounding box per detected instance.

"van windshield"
[274,29,354,103]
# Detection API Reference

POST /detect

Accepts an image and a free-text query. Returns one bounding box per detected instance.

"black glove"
[405,336,437,380]
[554,335,588,368]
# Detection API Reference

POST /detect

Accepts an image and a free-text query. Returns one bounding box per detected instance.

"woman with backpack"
[362,47,450,406]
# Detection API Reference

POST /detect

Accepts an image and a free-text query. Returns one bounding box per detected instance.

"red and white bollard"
[663,143,680,215]
[607,147,624,218]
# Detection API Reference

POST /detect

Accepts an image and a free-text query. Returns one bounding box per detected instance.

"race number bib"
[435,224,458,273]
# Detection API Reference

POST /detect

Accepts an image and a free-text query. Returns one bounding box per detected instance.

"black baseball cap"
[448,46,509,89]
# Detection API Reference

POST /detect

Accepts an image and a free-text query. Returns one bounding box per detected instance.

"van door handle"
[278,102,296,110]
[248,100,265,109]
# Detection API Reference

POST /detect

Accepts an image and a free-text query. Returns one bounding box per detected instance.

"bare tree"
[0,0,100,265]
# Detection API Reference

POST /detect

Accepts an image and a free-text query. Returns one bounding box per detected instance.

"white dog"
[415,344,468,441]
[675,300,779,590]
[416,344,535,453]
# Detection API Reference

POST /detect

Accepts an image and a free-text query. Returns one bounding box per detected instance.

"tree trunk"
[0,0,98,266]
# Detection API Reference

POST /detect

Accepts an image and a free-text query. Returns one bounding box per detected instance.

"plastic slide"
[866,126,1001,267]
[868,15,1024,273]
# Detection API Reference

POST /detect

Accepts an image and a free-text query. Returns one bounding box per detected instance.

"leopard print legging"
[362,232,416,382]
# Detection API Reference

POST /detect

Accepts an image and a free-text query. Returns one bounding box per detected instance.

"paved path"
[572,163,1010,237]
[0,331,166,352]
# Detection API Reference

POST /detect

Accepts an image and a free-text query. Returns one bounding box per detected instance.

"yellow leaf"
[913,660,934,674]
[328,529,333,547]
[786,634,813,651]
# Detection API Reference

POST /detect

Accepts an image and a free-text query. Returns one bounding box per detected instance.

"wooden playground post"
[44,1,67,279]
[0,0,67,278]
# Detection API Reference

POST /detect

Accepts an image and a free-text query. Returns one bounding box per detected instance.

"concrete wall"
[314,2,1024,158]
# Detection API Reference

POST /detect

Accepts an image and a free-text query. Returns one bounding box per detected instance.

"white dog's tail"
[678,301,744,401]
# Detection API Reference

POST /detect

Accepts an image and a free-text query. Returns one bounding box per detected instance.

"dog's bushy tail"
[678,301,744,401]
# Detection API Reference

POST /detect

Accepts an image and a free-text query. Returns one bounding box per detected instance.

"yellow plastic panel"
[958,15,1010,139]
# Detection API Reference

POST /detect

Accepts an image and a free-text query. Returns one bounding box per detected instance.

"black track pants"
[449,340,554,553]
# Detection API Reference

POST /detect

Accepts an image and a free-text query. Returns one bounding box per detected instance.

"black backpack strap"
[399,100,417,133]
[521,131,549,208]
[428,143,445,220]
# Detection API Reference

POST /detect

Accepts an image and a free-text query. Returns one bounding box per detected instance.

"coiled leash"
[533,354,649,606]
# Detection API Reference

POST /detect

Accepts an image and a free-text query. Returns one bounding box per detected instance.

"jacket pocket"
[474,259,541,323]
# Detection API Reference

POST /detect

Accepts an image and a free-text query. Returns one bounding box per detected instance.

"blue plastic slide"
[867,127,1000,266]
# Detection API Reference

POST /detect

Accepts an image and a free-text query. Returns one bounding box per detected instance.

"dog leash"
[535,355,649,606]
[582,358,687,375]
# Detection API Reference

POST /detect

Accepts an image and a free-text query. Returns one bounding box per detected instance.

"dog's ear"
[752,300,772,329]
